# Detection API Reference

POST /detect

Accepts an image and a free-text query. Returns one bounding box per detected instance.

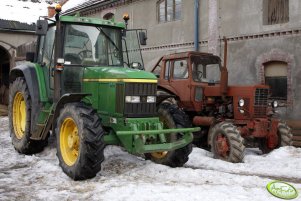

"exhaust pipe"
[220,37,228,97]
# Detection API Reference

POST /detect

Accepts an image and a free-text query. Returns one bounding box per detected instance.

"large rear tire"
[56,103,105,180]
[145,102,192,167]
[9,77,47,154]
[209,122,245,163]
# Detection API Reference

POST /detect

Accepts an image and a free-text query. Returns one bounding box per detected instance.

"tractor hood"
[83,66,157,80]
[203,84,269,97]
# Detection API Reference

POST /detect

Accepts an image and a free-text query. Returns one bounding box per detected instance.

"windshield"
[191,55,221,83]
[63,24,123,66]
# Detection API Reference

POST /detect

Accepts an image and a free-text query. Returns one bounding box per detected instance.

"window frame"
[157,0,182,23]
[263,0,289,25]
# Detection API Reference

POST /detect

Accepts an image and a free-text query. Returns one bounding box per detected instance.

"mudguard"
[10,63,43,137]
[51,93,91,133]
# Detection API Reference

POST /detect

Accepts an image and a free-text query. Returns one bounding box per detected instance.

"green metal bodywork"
[25,15,199,154]
[60,16,125,29]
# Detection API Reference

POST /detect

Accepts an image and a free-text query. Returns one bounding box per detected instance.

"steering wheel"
[78,50,92,60]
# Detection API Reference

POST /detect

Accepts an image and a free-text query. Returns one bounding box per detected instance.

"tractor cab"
[152,51,223,111]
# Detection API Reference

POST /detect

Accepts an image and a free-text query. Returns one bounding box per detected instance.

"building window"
[157,0,182,23]
[103,12,114,20]
[263,0,289,25]
[264,61,287,100]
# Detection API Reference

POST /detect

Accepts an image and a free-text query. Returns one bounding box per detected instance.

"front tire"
[209,122,245,163]
[259,122,293,154]
[9,77,47,154]
[278,122,293,146]
[145,102,192,167]
[56,103,105,180]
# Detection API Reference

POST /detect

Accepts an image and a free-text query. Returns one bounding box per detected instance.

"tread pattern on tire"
[56,102,105,180]
[145,102,192,167]
[278,122,293,146]
[9,77,47,154]
[210,122,245,163]
[259,121,293,154]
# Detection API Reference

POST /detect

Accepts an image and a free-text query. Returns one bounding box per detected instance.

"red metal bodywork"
[152,51,280,149]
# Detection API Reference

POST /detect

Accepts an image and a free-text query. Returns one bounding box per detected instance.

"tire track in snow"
[184,164,301,183]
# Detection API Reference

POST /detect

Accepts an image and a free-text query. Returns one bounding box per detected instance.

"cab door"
[169,59,192,108]
[38,25,56,101]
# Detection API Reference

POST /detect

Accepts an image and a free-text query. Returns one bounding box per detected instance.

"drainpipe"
[194,0,199,51]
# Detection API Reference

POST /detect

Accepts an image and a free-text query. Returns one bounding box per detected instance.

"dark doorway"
[264,61,288,100]
[0,46,10,105]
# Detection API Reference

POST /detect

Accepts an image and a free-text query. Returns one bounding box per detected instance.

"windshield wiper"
[96,27,120,52]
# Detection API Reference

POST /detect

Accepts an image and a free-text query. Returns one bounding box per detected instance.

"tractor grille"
[124,83,157,117]
[116,83,124,113]
[254,88,269,117]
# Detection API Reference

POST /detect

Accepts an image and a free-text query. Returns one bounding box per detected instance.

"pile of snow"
[0,116,300,201]
[0,0,53,24]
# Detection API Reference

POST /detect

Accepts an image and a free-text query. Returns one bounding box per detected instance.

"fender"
[49,93,91,134]
[10,63,43,137]
[156,88,177,105]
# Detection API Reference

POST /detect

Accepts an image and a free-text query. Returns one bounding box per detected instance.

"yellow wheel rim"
[60,118,80,166]
[12,92,26,139]
[151,151,168,159]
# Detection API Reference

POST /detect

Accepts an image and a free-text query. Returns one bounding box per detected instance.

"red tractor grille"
[254,88,269,117]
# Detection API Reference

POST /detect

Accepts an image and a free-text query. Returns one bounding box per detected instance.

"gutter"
[0,28,35,34]
[194,0,199,51]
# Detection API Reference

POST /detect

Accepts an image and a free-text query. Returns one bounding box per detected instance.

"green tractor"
[9,6,199,180]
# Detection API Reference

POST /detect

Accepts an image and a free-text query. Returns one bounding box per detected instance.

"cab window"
[173,59,188,79]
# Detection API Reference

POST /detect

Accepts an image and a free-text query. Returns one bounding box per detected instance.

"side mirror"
[26,52,35,62]
[139,31,147,46]
[36,20,48,35]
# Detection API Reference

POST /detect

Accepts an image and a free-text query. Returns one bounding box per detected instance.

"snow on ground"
[0,0,53,24]
[0,116,301,201]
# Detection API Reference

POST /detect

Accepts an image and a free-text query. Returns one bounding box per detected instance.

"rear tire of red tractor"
[145,102,192,167]
[260,122,293,154]
[209,122,245,163]
[56,103,105,180]
[9,77,48,154]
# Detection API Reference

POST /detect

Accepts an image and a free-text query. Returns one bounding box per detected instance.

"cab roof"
[59,15,125,29]
[162,51,220,60]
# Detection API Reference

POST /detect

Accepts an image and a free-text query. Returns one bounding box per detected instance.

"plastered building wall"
[80,0,301,119]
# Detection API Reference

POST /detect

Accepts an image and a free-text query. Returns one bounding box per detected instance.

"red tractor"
[151,40,292,162]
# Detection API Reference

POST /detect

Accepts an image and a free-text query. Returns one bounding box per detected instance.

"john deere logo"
[267,181,298,200]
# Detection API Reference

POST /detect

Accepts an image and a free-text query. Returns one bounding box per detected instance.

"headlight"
[272,100,278,108]
[125,96,140,103]
[238,99,245,107]
[147,96,156,103]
